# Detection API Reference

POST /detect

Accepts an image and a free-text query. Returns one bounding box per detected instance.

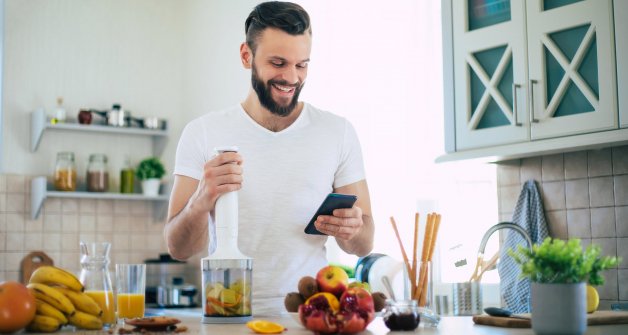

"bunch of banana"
[27,266,104,332]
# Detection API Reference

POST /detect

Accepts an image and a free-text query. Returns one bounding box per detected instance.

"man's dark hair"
[245,1,311,54]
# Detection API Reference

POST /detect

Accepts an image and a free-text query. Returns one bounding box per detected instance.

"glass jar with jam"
[382,300,421,331]
[54,152,77,191]
[86,154,109,192]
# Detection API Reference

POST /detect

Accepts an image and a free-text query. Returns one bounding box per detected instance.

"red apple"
[316,265,349,297]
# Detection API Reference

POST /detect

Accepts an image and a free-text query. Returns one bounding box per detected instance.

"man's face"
[248,28,311,117]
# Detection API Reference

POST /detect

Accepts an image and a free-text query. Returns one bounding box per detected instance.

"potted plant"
[136,157,166,196]
[510,238,620,335]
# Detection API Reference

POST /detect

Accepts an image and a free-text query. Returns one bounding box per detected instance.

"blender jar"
[202,258,252,323]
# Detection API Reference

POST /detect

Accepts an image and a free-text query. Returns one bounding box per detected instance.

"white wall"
[3,0,186,182]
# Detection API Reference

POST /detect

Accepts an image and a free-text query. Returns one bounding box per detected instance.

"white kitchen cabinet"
[616,0,628,128]
[446,0,618,152]
[525,0,616,139]
[452,0,528,150]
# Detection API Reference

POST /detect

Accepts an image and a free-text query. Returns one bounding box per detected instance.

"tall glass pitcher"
[79,241,116,327]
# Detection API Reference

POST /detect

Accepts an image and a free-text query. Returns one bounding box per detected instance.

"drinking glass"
[115,264,146,319]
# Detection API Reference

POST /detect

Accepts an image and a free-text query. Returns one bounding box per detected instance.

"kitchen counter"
[32,312,628,335]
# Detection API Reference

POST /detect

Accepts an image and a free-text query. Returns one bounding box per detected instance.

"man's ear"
[240,42,252,69]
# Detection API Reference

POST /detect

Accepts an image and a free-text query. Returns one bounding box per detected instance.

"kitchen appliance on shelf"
[156,277,198,308]
[144,253,198,308]
[202,146,252,324]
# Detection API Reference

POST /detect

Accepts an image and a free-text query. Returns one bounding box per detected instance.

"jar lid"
[57,151,75,159]
[89,154,108,162]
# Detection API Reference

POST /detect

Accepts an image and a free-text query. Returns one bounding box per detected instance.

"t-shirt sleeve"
[173,121,206,180]
[333,120,366,188]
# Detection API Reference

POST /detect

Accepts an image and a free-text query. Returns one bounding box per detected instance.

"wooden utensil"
[469,252,499,282]
[20,251,54,284]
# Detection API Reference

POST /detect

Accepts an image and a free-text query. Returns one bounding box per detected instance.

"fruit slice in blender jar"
[204,281,251,316]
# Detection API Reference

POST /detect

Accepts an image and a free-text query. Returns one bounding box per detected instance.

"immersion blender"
[202,146,253,324]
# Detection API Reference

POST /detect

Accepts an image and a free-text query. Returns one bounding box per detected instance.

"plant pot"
[531,282,587,335]
[141,179,161,196]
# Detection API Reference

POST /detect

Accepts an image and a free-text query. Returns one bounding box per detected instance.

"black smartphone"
[304,193,358,235]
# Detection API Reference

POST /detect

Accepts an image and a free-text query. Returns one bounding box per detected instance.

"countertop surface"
[29,308,628,335]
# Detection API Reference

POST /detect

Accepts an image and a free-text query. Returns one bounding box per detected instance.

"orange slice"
[246,320,285,334]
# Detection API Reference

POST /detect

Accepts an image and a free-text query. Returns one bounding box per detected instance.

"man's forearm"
[164,201,210,260]
[337,214,374,257]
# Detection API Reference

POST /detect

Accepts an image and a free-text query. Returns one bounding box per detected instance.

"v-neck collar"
[238,103,309,136]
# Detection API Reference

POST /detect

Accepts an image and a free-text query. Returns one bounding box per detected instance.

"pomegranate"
[299,287,375,334]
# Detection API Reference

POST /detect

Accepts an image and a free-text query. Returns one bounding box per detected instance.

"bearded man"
[165,1,374,316]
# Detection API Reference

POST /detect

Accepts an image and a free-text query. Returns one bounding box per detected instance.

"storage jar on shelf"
[120,156,134,194]
[86,154,109,192]
[54,152,77,191]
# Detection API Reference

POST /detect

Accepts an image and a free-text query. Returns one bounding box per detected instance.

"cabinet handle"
[512,83,522,126]
[529,80,540,123]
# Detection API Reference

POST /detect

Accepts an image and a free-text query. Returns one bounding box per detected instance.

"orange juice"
[117,293,145,319]
[85,290,116,324]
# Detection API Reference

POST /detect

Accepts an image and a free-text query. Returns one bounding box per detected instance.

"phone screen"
[304,193,358,235]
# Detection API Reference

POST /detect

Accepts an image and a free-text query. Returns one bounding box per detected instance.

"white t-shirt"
[174,103,366,315]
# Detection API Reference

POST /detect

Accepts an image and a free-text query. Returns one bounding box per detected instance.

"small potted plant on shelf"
[136,157,166,196]
[510,238,620,335]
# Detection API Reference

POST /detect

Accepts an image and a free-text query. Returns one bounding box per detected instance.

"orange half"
[246,320,285,334]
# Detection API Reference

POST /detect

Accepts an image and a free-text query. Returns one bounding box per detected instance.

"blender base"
[202,315,252,324]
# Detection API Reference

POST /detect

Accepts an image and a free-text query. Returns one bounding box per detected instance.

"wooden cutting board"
[473,311,628,328]
[20,251,54,284]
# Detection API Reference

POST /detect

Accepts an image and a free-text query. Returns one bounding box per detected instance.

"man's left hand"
[314,206,364,240]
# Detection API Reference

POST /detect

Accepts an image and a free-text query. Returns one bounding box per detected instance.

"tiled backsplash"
[0,175,200,288]
[496,145,628,309]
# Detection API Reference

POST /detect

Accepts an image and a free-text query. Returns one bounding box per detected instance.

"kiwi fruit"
[297,276,319,299]
[372,291,387,312]
[284,292,305,312]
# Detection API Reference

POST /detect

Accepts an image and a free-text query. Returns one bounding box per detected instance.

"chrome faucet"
[478,222,533,258]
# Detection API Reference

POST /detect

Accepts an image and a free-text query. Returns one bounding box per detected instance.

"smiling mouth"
[272,83,296,93]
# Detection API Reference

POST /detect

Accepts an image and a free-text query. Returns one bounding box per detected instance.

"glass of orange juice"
[115,264,146,320]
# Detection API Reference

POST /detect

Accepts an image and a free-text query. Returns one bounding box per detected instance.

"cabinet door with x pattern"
[526,0,617,140]
[453,0,529,150]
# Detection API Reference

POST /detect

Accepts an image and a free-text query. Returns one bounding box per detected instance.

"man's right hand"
[190,151,244,214]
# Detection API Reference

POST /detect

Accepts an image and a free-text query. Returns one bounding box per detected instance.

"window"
[298,0,500,301]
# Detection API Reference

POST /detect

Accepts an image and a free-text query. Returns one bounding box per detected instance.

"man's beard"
[251,64,304,117]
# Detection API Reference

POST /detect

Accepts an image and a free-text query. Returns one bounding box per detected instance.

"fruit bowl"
[288,312,303,327]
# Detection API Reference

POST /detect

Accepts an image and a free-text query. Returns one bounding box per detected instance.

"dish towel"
[497,180,549,313]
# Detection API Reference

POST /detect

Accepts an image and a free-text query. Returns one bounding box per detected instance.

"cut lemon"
[246,320,285,334]
[586,285,599,313]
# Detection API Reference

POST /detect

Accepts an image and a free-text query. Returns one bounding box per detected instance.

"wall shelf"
[30,108,168,155]
[30,176,169,220]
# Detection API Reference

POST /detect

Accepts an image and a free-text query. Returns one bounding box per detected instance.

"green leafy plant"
[135,157,166,180]
[509,238,620,285]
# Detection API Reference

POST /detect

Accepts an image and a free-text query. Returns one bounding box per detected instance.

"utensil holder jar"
[452,282,482,316]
